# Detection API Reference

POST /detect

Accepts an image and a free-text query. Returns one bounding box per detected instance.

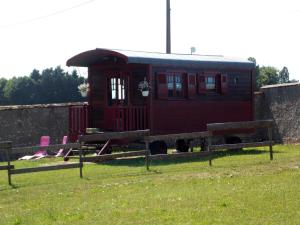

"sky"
[0,0,300,80]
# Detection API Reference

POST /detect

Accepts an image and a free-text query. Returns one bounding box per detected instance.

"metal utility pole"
[166,0,171,54]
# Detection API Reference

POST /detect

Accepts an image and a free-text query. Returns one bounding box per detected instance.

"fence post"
[268,127,273,160]
[79,142,83,178]
[145,141,150,170]
[2,142,13,185]
[207,135,212,166]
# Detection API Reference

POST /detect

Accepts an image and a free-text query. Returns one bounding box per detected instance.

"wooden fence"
[1,142,81,185]
[0,120,275,185]
[207,119,274,166]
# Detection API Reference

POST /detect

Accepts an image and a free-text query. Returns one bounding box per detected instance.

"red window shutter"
[215,74,221,93]
[198,75,206,94]
[221,74,228,94]
[188,73,196,98]
[157,74,168,99]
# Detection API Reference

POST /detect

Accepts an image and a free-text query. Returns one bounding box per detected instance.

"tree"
[3,77,36,105]
[0,66,86,105]
[30,69,41,81]
[289,79,299,83]
[279,66,289,83]
[258,66,279,87]
[248,57,287,89]
[248,57,260,90]
[0,78,7,104]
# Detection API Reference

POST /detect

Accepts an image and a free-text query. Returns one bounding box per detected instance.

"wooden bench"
[206,120,274,166]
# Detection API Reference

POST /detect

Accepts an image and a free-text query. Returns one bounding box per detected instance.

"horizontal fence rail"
[145,131,209,142]
[207,120,274,131]
[82,150,147,163]
[10,163,81,175]
[148,151,211,161]
[79,129,150,142]
[12,143,81,155]
[210,141,274,151]
[0,165,14,170]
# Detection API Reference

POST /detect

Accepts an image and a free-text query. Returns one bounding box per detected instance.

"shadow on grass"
[99,148,271,168]
[0,183,19,192]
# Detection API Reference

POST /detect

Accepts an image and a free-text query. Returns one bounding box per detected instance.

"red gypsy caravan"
[67,48,255,154]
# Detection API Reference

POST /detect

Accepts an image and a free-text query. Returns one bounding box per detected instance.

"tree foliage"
[0,66,86,105]
[248,57,296,90]
[279,66,289,84]
[258,66,279,86]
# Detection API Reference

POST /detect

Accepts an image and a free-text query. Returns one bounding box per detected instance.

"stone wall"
[0,103,84,148]
[255,83,300,143]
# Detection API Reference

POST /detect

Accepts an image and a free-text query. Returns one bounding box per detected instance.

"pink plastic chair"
[40,136,50,146]
[55,136,68,157]
[34,136,50,158]
[18,136,50,160]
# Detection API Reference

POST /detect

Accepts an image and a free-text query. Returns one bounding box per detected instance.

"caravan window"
[166,74,183,97]
[108,76,127,105]
[205,76,216,91]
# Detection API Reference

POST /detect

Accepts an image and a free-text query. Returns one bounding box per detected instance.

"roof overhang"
[67,48,255,70]
[66,49,128,67]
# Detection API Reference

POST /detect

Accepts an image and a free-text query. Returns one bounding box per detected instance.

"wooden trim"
[145,131,210,142]
[210,141,274,151]
[10,163,81,175]
[148,151,211,161]
[82,150,147,162]
[207,120,273,131]
[79,129,150,142]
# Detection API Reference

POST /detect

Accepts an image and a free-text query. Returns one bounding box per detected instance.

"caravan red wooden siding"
[151,68,254,135]
[69,105,89,142]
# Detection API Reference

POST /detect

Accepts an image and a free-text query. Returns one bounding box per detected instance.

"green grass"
[1,145,300,225]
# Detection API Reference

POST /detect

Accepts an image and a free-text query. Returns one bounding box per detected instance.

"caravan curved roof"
[67,48,255,70]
